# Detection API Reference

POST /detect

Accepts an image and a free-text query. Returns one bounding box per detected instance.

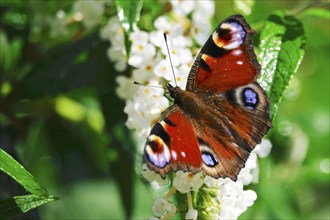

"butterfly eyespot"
[242,88,258,110]
[145,135,171,168]
[201,151,218,167]
[213,21,246,50]
[217,28,230,39]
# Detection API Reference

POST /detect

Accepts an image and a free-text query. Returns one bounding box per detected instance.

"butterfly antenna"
[133,81,165,89]
[163,33,177,87]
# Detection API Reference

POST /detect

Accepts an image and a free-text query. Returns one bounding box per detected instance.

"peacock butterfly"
[144,14,272,181]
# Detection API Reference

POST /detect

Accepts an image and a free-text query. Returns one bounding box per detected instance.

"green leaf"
[0,31,23,75]
[0,194,58,219]
[0,148,48,196]
[115,0,144,56]
[0,31,10,72]
[301,7,330,19]
[258,10,306,120]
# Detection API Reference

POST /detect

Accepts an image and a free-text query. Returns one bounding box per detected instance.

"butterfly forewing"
[187,14,260,93]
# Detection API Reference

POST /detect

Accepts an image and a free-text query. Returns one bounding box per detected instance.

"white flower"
[204,175,220,188]
[49,16,69,38]
[124,81,169,141]
[129,30,156,68]
[193,1,215,21]
[173,171,204,193]
[219,208,238,220]
[154,60,176,81]
[115,76,137,100]
[132,60,159,84]
[100,17,125,50]
[129,30,149,44]
[154,16,184,37]
[190,1,214,46]
[101,16,127,72]
[218,178,244,198]
[149,31,165,48]
[152,16,184,46]
[152,198,168,217]
[185,208,198,220]
[170,0,196,16]
[254,138,272,158]
[237,153,259,185]
[241,189,257,208]
[107,47,127,72]
[217,180,257,220]
[142,164,169,189]
[72,0,104,29]
[128,43,156,68]
[237,138,272,185]
[202,175,259,220]
[190,20,211,46]
[176,64,191,89]
[152,198,176,218]
[170,35,193,48]
[124,101,151,129]
[159,39,193,67]
[154,60,190,89]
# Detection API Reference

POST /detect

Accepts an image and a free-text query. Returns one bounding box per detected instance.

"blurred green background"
[0,0,329,219]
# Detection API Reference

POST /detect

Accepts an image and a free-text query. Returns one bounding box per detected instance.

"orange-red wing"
[144,107,203,178]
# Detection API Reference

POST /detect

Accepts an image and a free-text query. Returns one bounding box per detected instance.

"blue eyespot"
[242,88,258,109]
[202,152,218,167]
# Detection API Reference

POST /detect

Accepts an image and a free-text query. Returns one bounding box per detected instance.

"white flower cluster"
[100,16,127,72]
[72,0,104,29]
[32,0,105,40]
[101,0,215,146]
[147,140,272,220]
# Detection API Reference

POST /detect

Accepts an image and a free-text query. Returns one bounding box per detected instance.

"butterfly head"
[167,84,182,101]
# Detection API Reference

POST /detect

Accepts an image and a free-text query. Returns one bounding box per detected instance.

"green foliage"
[0,31,23,75]
[0,149,57,219]
[301,7,330,19]
[258,10,306,120]
[0,195,57,219]
[0,148,48,197]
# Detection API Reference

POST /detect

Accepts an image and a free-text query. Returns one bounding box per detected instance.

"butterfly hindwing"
[194,82,271,180]
[187,14,260,93]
